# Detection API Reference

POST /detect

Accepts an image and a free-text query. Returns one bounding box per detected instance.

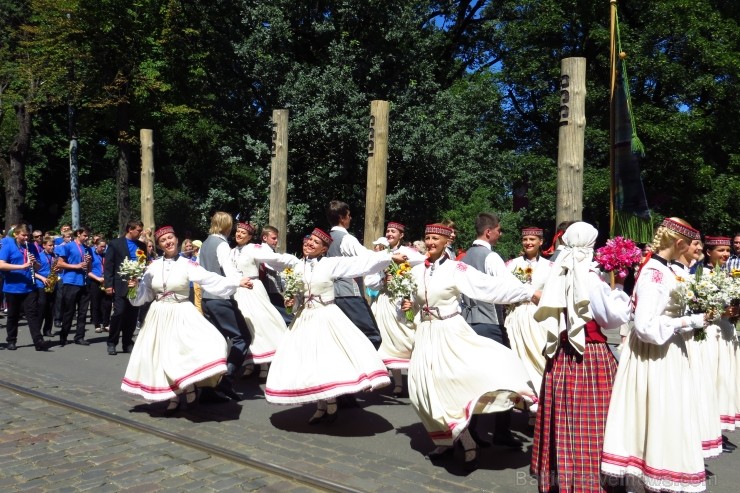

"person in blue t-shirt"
[34,235,58,337]
[89,237,112,333]
[0,224,48,351]
[55,227,93,346]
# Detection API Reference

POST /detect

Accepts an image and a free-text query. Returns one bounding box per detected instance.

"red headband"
[311,228,333,245]
[154,226,174,241]
[661,218,700,241]
[237,222,256,234]
[522,227,543,237]
[704,236,730,247]
[387,221,405,232]
[425,224,453,237]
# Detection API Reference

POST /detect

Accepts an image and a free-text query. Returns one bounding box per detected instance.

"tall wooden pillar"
[363,100,389,248]
[269,110,289,252]
[555,57,586,227]
[140,129,155,235]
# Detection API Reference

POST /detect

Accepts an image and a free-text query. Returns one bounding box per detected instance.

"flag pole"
[609,0,618,237]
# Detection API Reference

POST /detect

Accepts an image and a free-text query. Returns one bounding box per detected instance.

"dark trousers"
[89,280,112,328]
[469,322,513,438]
[267,292,292,325]
[335,296,382,349]
[5,290,43,344]
[37,288,56,335]
[53,278,64,323]
[60,283,90,342]
[107,294,138,349]
[202,297,252,370]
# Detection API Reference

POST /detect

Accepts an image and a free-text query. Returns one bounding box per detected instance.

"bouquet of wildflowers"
[386,261,417,322]
[512,265,533,284]
[725,269,740,323]
[119,258,147,299]
[594,236,642,280]
[281,267,304,314]
[685,265,732,340]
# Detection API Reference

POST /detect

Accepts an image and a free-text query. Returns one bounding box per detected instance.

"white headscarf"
[534,222,598,358]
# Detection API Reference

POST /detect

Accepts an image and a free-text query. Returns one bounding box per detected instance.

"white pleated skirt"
[372,292,415,369]
[505,302,547,396]
[234,282,288,364]
[121,299,227,402]
[264,302,390,404]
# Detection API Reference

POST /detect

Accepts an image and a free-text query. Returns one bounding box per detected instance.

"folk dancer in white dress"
[401,223,538,471]
[602,218,707,493]
[365,221,425,396]
[264,228,406,424]
[121,226,253,415]
[697,236,737,449]
[230,222,299,380]
[504,227,552,398]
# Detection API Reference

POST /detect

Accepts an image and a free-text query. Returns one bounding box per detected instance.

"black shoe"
[35,341,50,352]
[462,447,479,472]
[492,434,523,449]
[42,331,52,337]
[425,446,454,461]
[74,339,90,346]
[54,321,62,328]
[123,344,134,353]
[470,430,492,448]
[198,387,231,404]
[59,339,67,347]
[722,445,734,453]
[216,385,243,402]
[6,342,17,351]
[722,437,737,450]
[336,394,359,409]
[107,345,117,355]
[308,409,327,425]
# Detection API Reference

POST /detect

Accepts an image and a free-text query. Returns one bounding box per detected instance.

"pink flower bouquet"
[595,236,642,279]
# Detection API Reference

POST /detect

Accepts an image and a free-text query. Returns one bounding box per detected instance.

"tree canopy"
[0,0,737,250]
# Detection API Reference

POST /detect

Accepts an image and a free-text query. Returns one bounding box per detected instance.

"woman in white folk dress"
[504,226,551,397]
[231,221,299,380]
[121,226,252,415]
[676,238,723,459]
[695,236,737,450]
[401,223,538,471]
[602,218,707,493]
[264,228,406,424]
[365,221,426,396]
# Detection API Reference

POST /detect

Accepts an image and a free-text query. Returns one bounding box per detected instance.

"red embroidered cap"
[704,236,730,247]
[387,221,405,232]
[522,227,543,237]
[311,228,333,245]
[661,218,700,241]
[237,222,256,234]
[425,224,453,237]
[154,226,175,241]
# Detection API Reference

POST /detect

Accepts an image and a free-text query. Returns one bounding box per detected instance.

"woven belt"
[305,295,335,308]
[421,306,459,320]
[156,291,188,303]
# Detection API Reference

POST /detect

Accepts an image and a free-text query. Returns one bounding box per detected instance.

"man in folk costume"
[105,220,145,355]
[259,225,292,325]
[461,212,526,448]
[326,200,382,349]
[199,211,253,401]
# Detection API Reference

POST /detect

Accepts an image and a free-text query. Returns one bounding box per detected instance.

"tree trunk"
[116,103,131,236]
[2,102,32,230]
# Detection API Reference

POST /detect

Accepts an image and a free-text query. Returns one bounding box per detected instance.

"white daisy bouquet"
[685,265,732,340]
[281,267,304,314]
[386,261,417,322]
[119,258,147,299]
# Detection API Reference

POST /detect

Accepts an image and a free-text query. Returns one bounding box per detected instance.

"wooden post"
[269,110,289,253]
[555,57,586,227]
[363,100,389,248]
[140,129,155,235]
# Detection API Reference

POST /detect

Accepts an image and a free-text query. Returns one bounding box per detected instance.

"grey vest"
[461,244,504,325]
[327,229,362,297]
[199,235,226,300]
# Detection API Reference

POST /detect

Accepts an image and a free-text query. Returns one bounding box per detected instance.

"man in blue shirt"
[55,227,93,346]
[0,224,48,351]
